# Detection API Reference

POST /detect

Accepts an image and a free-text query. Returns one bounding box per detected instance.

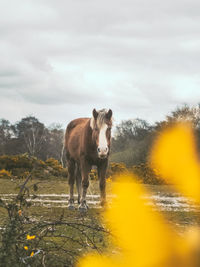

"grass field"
[0,177,113,195]
[0,178,199,228]
[0,177,199,266]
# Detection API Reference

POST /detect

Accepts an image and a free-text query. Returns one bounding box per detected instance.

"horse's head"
[90,108,113,159]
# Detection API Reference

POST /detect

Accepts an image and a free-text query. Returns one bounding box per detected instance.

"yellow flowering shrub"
[0,169,12,179]
[0,154,68,179]
[45,158,62,170]
[45,157,68,177]
[89,169,98,180]
[107,162,128,179]
[131,163,164,184]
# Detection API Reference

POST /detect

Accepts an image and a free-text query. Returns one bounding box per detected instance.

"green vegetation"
[0,154,68,180]
[0,177,110,267]
[111,104,200,168]
[0,154,164,184]
[131,163,164,184]
[0,117,64,161]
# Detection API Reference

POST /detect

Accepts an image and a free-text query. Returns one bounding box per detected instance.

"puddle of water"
[0,193,198,211]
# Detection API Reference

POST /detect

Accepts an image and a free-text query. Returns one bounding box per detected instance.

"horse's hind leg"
[75,164,82,204]
[78,159,91,211]
[98,160,108,207]
[67,158,76,210]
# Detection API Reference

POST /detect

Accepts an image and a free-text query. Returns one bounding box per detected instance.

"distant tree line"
[1,104,200,166]
[111,104,200,166]
[0,116,64,161]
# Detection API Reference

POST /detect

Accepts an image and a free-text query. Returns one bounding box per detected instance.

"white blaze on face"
[98,123,108,154]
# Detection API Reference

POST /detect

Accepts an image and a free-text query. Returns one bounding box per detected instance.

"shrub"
[45,158,68,177]
[107,162,128,180]
[131,163,165,184]
[0,172,107,266]
[89,169,98,180]
[0,154,43,172]
[0,155,68,179]
[0,169,12,179]
[107,162,164,184]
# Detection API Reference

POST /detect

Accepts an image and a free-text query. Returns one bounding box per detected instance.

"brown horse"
[64,108,113,211]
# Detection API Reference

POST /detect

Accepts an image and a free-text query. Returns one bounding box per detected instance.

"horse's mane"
[90,109,112,129]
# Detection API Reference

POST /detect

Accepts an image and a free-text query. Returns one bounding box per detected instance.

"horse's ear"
[92,109,98,120]
[106,109,112,120]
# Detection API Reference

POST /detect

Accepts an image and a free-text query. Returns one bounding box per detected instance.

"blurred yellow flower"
[24,246,28,250]
[106,177,112,183]
[78,176,192,267]
[77,123,200,267]
[30,251,34,257]
[151,123,200,202]
[27,234,36,240]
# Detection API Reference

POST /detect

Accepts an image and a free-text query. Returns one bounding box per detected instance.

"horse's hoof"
[78,204,88,212]
[68,204,75,210]
[78,206,87,212]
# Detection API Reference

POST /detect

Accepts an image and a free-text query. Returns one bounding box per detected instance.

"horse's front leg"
[67,159,76,210]
[98,159,108,207]
[75,164,82,204]
[79,159,91,211]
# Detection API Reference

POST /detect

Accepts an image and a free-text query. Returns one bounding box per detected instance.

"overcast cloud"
[0,0,200,127]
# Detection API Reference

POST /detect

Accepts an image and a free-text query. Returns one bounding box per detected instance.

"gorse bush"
[0,154,163,184]
[45,157,67,177]
[45,158,62,170]
[0,169,12,179]
[89,169,98,180]
[0,154,35,171]
[88,163,129,182]
[107,162,127,180]
[131,163,164,185]
[106,162,164,184]
[0,154,68,179]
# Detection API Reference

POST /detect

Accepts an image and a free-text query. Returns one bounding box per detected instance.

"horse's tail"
[60,143,65,167]
[61,126,69,167]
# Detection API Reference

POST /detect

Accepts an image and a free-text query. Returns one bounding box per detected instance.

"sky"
[0,0,200,128]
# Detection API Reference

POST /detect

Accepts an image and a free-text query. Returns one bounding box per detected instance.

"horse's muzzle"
[98,154,108,159]
[97,146,108,159]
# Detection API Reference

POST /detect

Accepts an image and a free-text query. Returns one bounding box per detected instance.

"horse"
[64,108,113,211]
